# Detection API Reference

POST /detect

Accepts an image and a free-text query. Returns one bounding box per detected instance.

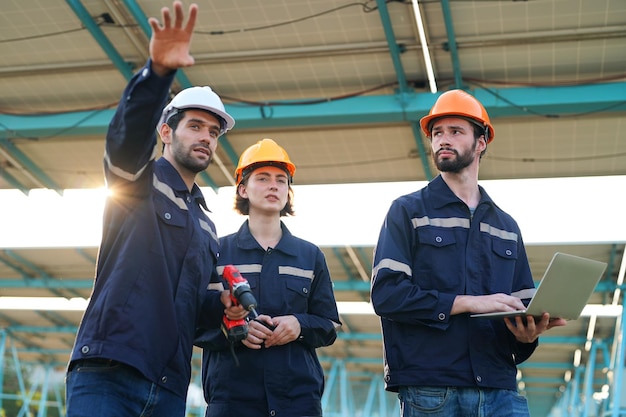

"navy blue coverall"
[371,175,538,393]
[68,61,224,399]
[198,221,340,417]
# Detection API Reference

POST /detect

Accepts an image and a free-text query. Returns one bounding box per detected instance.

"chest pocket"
[156,205,186,227]
[414,227,458,289]
[154,190,187,226]
[418,227,456,248]
[153,192,191,256]
[491,237,518,260]
[282,276,312,313]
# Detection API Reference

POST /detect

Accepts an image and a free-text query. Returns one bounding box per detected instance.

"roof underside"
[0,1,625,416]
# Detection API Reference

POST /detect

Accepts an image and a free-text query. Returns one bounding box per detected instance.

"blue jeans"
[398,386,530,417]
[65,359,186,417]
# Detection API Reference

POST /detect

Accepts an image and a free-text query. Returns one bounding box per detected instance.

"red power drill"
[221,265,260,342]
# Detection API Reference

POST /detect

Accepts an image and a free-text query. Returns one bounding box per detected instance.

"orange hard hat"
[235,139,296,185]
[419,90,495,143]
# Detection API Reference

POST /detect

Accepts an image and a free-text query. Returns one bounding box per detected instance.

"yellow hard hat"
[235,139,296,185]
[419,90,495,143]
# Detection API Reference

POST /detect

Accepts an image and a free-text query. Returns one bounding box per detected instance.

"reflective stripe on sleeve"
[104,146,157,182]
[199,219,218,242]
[372,258,412,282]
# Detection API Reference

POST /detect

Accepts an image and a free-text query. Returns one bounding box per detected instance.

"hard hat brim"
[420,112,494,143]
[158,105,235,134]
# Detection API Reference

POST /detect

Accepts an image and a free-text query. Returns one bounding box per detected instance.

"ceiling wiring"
[0,0,391,45]
[1,74,624,138]
[463,74,626,88]
[0,26,88,44]
[196,1,380,35]
[0,13,113,44]
[488,152,626,164]
[468,81,626,119]
[0,106,115,141]
[282,149,626,172]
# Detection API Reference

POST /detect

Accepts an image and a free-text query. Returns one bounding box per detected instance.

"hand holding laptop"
[504,313,568,343]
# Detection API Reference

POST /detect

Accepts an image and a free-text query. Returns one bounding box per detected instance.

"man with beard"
[65,2,246,416]
[370,90,566,417]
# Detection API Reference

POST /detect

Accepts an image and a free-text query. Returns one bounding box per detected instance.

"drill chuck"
[235,288,257,312]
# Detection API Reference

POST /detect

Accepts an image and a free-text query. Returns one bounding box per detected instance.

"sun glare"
[0,297,621,317]
[0,176,624,249]
[0,176,624,312]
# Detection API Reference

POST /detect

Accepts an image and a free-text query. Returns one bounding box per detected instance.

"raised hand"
[148,1,198,76]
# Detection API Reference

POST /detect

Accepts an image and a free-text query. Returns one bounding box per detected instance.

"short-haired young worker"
[65,3,245,416]
[371,90,567,417]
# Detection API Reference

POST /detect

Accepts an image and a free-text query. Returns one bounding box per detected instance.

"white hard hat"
[158,86,235,135]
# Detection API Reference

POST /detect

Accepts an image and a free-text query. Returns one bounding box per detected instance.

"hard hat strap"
[241,161,292,184]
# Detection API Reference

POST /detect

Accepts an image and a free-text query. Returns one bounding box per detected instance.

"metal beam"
[65,0,135,80]
[440,0,464,89]
[411,122,433,180]
[199,171,218,191]
[0,139,63,194]
[7,326,77,334]
[0,278,372,291]
[377,0,432,180]
[0,166,29,195]
[376,0,411,94]
[332,247,360,282]
[1,83,624,138]
[1,277,624,294]
[517,362,575,370]
[0,279,94,289]
[3,249,81,298]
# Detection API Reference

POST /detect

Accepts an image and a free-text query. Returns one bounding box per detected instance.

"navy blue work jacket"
[68,62,224,399]
[371,175,538,392]
[197,221,341,417]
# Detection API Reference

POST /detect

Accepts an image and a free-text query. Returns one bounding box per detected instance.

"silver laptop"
[471,252,607,320]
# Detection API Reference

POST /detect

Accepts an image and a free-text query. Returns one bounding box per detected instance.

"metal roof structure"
[0,0,625,416]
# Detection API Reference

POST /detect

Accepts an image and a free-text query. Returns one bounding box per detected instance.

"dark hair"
[234,173,295,216]
[165,110,187,131]
[160,111,187,152]
[166,108,226,133]
[472,123,487,159]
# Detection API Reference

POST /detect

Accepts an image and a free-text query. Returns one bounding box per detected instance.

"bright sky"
[0,297,620,317]
[1,175,624,314]
[0,175,624,248]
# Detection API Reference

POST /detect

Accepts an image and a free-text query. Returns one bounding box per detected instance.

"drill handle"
[228,292,240,307]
